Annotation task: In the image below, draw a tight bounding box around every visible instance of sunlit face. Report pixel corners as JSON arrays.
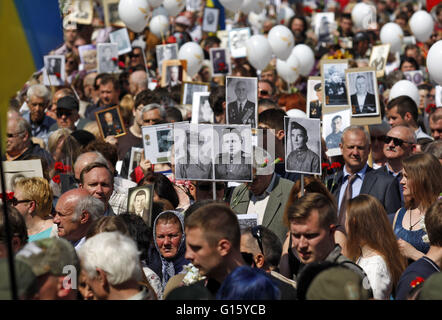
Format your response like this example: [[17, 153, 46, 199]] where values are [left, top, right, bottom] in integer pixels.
[[222, 132, 242, 155], [80, 167, 113, 205], [99, 82, 119, 106], [156, 221, 182, 259], [383, 127, 414, 160], [400, 168, 412, 200], [386, 106, 407, 127], [340, 130, 370, 172], [291, 128, 307, 150], [28, 96, 48, 123], [53, 196, 80, 240], [401, 61, 416, 72]]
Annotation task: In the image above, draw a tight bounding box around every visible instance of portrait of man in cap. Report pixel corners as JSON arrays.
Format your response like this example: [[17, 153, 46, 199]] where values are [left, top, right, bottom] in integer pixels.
[[309, 82, 323, 119]]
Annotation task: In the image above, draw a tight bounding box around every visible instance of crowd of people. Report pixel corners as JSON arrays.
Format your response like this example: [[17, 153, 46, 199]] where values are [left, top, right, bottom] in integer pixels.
[[1, 0, 442, 302]]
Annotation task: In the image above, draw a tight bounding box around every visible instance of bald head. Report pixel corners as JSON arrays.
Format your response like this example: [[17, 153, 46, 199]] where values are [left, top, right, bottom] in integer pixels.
[[74, 151, 108, 181], [129, 70, 148, 96], [60, 188, 91, 205]]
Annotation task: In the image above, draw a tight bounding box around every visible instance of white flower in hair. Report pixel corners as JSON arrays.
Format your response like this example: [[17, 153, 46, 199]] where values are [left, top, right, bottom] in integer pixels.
[[182, 263, 206, 285]]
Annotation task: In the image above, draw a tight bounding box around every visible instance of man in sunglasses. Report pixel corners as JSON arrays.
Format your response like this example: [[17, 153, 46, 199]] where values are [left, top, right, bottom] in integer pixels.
[[54, 96, 80, 131], [379, 125, 416, 204]]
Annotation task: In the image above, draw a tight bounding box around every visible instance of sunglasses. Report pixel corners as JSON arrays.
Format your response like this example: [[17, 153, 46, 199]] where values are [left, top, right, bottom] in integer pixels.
[[370, 135, 386, 142], [6, 131, 24, 138], [56, 109, 73, 118], [8, 197, 32, 206], [383, 135, 413, 147], [251, 225, 264, 255]]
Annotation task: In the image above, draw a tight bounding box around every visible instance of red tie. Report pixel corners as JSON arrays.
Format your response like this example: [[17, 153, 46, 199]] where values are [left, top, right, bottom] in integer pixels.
[[338, 174, 357, 230]]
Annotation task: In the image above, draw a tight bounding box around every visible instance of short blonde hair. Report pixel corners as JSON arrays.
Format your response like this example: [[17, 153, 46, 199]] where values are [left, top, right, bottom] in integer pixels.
[[15, 177, 53, 218]]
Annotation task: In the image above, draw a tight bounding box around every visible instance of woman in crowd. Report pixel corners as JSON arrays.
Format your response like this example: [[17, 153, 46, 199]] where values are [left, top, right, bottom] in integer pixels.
[[346, 194, 407, 299]]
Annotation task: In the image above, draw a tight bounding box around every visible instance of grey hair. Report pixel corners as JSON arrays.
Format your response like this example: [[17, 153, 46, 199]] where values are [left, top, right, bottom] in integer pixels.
[[72, 194, 105, 222], [13, 117, 32, 140], [26, 84, 51, 102], [74, 151, 109, 169], [341, 125, 370, 145], [142, 103, 166, 119]]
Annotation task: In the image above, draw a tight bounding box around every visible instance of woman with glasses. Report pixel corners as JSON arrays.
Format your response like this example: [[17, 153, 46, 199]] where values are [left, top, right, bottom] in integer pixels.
[[392, 153, 442, 264], [12, 177, 55, 242]]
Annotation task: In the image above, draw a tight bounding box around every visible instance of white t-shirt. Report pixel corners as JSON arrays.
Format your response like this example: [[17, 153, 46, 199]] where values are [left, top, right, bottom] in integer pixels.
[[357, 255, 393, 300]]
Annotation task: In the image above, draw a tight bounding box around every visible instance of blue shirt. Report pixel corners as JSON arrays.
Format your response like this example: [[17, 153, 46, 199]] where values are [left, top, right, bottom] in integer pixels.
[[23, 112, 56, 143], [338, 164, 368, 210]]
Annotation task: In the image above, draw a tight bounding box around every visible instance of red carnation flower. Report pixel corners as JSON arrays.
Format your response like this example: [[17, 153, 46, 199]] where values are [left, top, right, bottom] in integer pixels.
[[425, 103, 436, 114], [331, 162, 342, 169], [410, 276, 425, 288], [52, 175, 61, 184], [118, 61, 126, 68], [111, 57, 117, 62], [322, 163, 330, 170], [167, 35, 177, 43], [0, 192, 15, 201], [54, 162, 64, 171], [55, 72, 61, 78], [63, 165, 71, 173]]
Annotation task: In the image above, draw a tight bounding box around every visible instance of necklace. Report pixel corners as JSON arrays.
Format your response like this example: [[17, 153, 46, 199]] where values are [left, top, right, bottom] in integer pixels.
[[409, 209, 422, 231]]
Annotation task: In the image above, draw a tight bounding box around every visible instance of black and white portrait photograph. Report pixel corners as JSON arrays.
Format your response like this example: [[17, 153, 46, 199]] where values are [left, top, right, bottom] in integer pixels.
[[142, 123, 173, 164], [228, 27, 251, 58], [127, 185, 154, 226], [322, 109, 351, 156], [103, 0, 125, 27], [322, 60, 349, 108], [174, 123, 214, 181], [345, 67, 380, 117], [43, 55, 65, 86], [226, 76, 258, 128], [191, 92, 213, 123], [128, 147, 143, 179], [72, 0, 93, 25], [110, 28, 132, 56], [285, 117, 321, 175], [306, 77, 323, 119], [210, 47, 231, 76], [156, 43, 178, 76], [78, 44, 97, 72], [95, 106, 126, 139], [314, 12, 335, 44], [214, 125, 253, 182], [202, 7, 220, 33], [181, 81, 210, 106], [369, 44, 390, 78], [161, 60, 186, 88], [97, 43, 119, 74], [186, 0, 201, 12]]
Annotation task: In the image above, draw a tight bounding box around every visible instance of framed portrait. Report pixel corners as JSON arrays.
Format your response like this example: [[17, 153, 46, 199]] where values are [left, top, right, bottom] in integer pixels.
[[181, 81, 210, 106], [228, 28, 251, 58], [186, 0, 201, 12], [1, 160, 43, 192], [72, 0, 93, 25], [191, 92, 213, 124], [161, 59, 187, 88], [95, 105, 127, 139], [202, 7, 220, 33], [210, 47, 231, 77], [127, 185, 154, 226], [226, 76, 258, 128], [142, 123, 174, 164], [128, 147, 143, 179], [436, 85, 442, 107], [43, 55, 65, 86], [321, 59, 349, 108], [369, 44, 390, 78], [78, 44, 97, 72], [217, 30, 229, 49], [313, 12, 335, 44], [213, 124, 253, 182], [109, 28, 132, 56], [345, 67, 380, 118], [322, 108, 352, 157], [284, 116, 322, 175], [103, 0, 125, 27], [404, 70, 425, 86], [306, 76, 323, 119], [97, 43, 119, 74], [174, 123, 215, 181], [156, 43, 179, 75]]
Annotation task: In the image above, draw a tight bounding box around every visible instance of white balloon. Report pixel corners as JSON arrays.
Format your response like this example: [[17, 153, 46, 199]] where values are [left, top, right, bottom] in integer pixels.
[[351, 3, 376, 30], [219, 0, 244, 12], [277, 5, 295, 26], [241, 0, 265, 14], [148, 0, 164, 9], [248, 11, 266, 30], [291, 44, 315, 77], [276, 54, 300, 84], [178, 42, 204, 77], [118, 0, 150, 33], [268, 25, 294, 60], [149, 15, 169, 38], [245, 35, 273, 71], [380, 22, 403, 53], [427, 40, 442, 85], [163, 0, 185, 17], [286, 109, 307, 118], [409, 10, 435, 42], [389, 80, 420, 106]]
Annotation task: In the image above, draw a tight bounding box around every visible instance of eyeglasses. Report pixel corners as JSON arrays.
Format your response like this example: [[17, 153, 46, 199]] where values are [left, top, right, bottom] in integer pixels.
[[143, 118, 161, 125], [8, 197, 32, 206], [251, 225, 264, 255], [370, 135, 386, 142], [6, 131, 24, 138], [383, 135, 414, 147], [56, 109, 73, 118]]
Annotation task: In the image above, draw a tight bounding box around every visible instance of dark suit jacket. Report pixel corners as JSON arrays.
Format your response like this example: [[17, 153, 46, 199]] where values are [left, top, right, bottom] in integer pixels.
[[327, 166, 402, 215], [230, 175, 294, 243], [227, 100, 256, 127], [350, 93, 376, 114]]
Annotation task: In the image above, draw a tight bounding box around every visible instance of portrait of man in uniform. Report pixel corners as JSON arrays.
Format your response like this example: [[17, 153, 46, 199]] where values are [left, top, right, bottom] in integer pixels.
[[226, 77, 257, 128]]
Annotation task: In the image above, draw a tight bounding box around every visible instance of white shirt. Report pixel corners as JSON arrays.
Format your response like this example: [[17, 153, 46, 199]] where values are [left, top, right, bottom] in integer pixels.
[[357, 255, 393, 300]]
